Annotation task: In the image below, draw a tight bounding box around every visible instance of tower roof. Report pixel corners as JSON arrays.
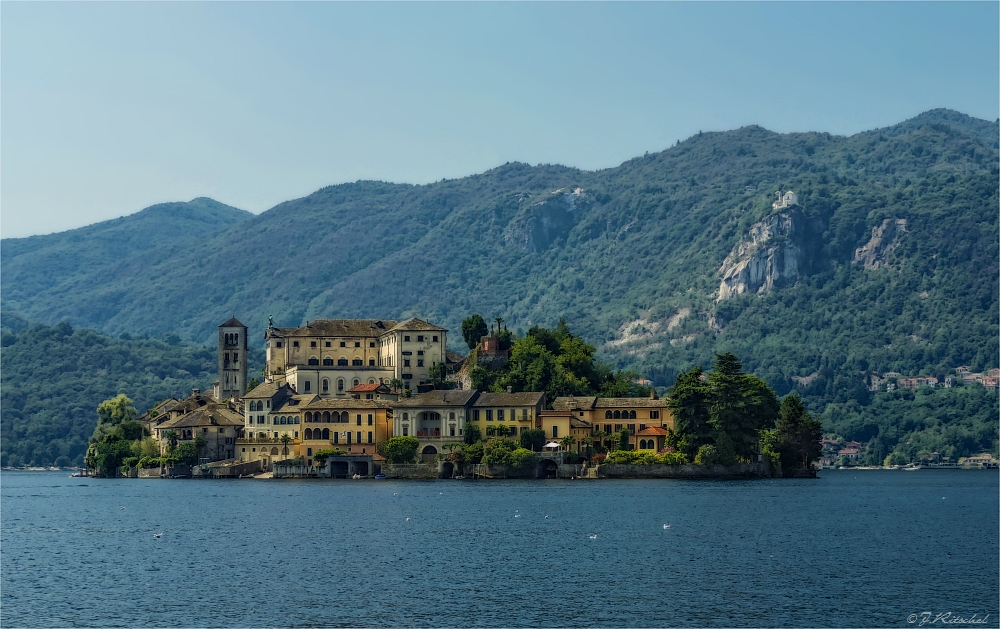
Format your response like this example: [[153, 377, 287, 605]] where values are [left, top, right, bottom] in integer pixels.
[[219, 317, 245, 328]]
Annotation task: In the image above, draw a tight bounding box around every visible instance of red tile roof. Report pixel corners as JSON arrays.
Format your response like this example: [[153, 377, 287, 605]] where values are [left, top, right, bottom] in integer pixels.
[[348, 383, 387, 393], [636, 427, 669, 436]]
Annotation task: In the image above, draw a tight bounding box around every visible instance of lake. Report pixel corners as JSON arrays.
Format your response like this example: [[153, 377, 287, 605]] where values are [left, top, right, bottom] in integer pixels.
[[2, 470, 997, 627]]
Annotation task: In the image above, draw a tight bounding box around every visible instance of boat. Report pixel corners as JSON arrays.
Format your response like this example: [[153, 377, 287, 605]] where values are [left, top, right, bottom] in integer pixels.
[[373, 473, 386, 479]]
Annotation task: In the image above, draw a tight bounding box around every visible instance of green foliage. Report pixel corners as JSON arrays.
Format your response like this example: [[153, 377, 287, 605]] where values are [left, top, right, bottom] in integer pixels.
[[428, 362, 447, 386], [378, 436, 419, 464], [507, 447, 537, 474], [481, 438, 518, 466], [312, 448, 345, 467], [714, 431, 737, 466], [463, 422, 482, 445], [776, 395, 823, 472], [85, 434, 133, 477], [96, 394, 137, 428], [694, 444, 720, 466], [461, 314, 488, 351], [667, 368, 713, 456], [172, 437, 204, 466], [519, 428, 546, 452], [246, 377, 260, 393], [604, 450, 690, 465]]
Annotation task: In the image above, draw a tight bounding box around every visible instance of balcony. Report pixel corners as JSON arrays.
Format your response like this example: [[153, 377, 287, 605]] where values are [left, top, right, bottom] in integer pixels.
[[416, 429, 441, 438]]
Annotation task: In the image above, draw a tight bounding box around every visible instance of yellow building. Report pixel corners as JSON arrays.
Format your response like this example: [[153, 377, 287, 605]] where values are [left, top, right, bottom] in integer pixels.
[[264, 318, 448, 396], [551, 395, 673, 450], [299, 398, 392, 464], [468, 392, 545, 441]]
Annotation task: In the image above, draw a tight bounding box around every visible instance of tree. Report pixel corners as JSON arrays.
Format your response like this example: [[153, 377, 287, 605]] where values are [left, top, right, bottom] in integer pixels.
[[707, 353, 779, 459], [165, 430, 178, 452], [715, 431, 737, 465], [85, 433, 133, 477], [617, 428, 630, 452], [519, 428, 546, 452], [463, 422, 482, 445], [482, 438, 518, 466], [388, 378, 404, 394], [246, 377, 260, 393], [559, 434, 577, 452], [96, 394, 137, 427], [312, 448, 345, 468], [428, 362, 447, 387], [776, 395, 823, 473], [461, 314, 488, 350], [378, 436, 419, 464], [668, 368, 713, 457], [279, 433, 293, 457]]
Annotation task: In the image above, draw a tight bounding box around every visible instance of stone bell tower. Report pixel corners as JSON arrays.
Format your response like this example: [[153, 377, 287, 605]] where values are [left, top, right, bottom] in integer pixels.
[[218, 316, 248, 400]]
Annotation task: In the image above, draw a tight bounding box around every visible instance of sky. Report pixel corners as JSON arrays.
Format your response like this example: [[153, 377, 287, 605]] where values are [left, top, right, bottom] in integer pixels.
[[1, 2, 997, 239]]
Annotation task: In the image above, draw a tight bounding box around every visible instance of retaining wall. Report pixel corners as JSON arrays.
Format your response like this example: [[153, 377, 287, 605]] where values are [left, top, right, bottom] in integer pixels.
[[383, 463, 439, 479], [595, 462, 771, 478]]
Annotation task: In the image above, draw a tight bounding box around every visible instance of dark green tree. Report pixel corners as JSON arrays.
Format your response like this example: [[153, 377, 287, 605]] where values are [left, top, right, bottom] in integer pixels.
[[461, 314, 488, 350], [776, 394, 823, 473], [519, 428, 546, 451], [667, 367, 713, 457], [463, 422, 482, 445], [378, 436, 419, 464]]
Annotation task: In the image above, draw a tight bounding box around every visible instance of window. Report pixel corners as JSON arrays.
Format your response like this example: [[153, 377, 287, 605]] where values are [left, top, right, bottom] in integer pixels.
[[323, 358, 333, 366], [473, 410, 480, 421], [402, 426, 408, 436], [337, 358, 348, 366], [552, 426, 559, 438], [356, 414, 362, 426], [629, 410, 637, 419], [356, 431, 362, 444], [417, 359, 424, 367], [404, 359, 411, 367], [509, 427, 517, 436], [310, 341, 316, 348], [338, 379, 345, 392], [234, 353, 239, 363], [308, 357, 319, 365], [614, 424, 623, 432], [355, 341, 361, 347], [417, 335, 424, 342], [304, 381, 311, 392], [266, 400, 270, 408], [369, 358, 375, 366], [293, 341, 299, 347], [605, 411, 613, 419], [402, 374, 412, 380], [368, 431, 373, 444], [347, 432, 352, 444], [403, 413, 409, 420], [295, 417, 300, 424], [353, 358, 363, 366], [334, 432, 339, 444], [276, 341, 283, 348], [326, 341, 331, 347], [308, 448, 313, 456], [604, 424, 611, 433], [369, 379, 375, 384], [368, 414, 373, 425], [402, 351, 412, 355], [613, 410, 621, 419], [497, 410, 504, 421], [523, 409, 529, 421], [353, 379, 360, 386], [432, 336, 438, 342], [628, 424, 635, 433], [340, 341, 346, 347], [417, 350, 424, 356], [650, 411, 660, 419], [404, 335, 410, 342], [369, 342, 375, 347], [639, 424, 647, 431], [450, 412, 455, 420], [486, 410, 493, 421]]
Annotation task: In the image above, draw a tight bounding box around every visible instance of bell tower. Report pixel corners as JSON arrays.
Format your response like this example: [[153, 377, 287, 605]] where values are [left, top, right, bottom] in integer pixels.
[[218, 316, 248, 400]]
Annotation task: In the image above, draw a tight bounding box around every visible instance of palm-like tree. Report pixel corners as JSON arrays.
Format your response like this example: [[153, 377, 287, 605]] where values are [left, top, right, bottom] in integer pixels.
[[560, 435, 576, 452], [279, 433, 293, 457]]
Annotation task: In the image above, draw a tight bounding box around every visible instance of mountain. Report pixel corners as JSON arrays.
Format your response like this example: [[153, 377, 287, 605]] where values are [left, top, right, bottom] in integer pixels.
[[1, 197, 252, 327], [2, 109, 997, 465]]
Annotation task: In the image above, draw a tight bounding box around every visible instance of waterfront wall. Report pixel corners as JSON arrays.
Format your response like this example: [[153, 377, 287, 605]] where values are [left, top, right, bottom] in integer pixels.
[[384, 463, 438, 479], [595, 462, 772, 478]]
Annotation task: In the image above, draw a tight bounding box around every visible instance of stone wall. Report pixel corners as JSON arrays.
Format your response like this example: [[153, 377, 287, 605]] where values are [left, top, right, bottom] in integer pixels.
[[596, 462, 771, 478], [383, 463, 439, 479]]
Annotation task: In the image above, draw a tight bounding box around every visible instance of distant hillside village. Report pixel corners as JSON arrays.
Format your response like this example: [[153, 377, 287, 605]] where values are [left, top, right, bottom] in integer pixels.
[[138, 316, 674, 478]]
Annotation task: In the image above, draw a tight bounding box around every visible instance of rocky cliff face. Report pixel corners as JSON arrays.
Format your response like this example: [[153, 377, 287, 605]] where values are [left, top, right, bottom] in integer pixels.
[[504, 188, 593, 252], [853, 218, 907, 269], [717, 212, 803, 301]]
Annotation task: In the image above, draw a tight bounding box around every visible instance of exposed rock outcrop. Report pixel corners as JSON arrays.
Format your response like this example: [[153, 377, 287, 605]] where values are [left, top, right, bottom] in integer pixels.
[[504, 188, 593, 252], [853, 219, 907, 269], [717, 212, 803, 301]]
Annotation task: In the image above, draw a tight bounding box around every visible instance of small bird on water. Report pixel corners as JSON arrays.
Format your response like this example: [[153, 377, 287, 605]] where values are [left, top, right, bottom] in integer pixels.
[[153, 533, 162, 538], [663, 524, 671, 529], [588, 534, 597, 540]]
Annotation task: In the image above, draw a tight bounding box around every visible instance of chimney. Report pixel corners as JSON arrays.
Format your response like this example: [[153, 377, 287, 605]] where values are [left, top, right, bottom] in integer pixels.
[[506, 386, 513, 393], [650, 389, 656, 400], [193, 388, 200, 395]]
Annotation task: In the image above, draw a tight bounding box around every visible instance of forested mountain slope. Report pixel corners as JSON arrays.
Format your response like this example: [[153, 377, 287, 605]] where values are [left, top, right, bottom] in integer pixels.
[[2, 109, 997, 465]]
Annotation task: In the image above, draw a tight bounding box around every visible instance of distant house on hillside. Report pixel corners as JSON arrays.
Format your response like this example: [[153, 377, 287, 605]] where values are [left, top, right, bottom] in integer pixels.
[[772, 190, 798, 210]]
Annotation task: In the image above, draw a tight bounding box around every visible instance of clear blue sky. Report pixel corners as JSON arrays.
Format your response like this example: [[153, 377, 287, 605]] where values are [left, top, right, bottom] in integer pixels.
[[2, 2, 997, 238]]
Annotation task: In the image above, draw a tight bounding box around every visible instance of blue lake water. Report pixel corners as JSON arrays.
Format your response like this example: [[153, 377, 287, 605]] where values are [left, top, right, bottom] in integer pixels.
[[2, 470, 998, 628]]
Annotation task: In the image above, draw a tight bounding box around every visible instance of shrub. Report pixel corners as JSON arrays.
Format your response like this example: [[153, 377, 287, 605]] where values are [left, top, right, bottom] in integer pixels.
[[508, 448, 537, 474], [378, 436, 420, 464], [482, 438, 518, 466], [715, 431, 737, 466], [591, 452, 607, 465], [657, 451, 690, 465], [695, 444, 719, 465]]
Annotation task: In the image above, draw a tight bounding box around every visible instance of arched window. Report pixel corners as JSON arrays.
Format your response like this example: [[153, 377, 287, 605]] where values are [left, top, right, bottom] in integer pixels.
[[352, 358, 363, 366], [323, 358, 333, 366], [305, 412, 312, 422], [235, 333, 238, 344], [403, 413, 409, 421], [305, 428, 313, 439], [337, 379, 345, 392], [322, 379, 329, 392], [449, 412, 455, 420], [308, 357, 319, 365], [639, 439, 647, 449], [353, 379, 360, 387], [280, 416, 286, 425], [368, 379, 375, 384], [322, 428, 330, 440], [338, 358, 348, 366], [270, 447, 279, 455], [294, 416, 300, 424], [613, 410, 621, 419], [629, 410, 636, 419], [605, 411, 613, 419], [323, 411, 331, 422]]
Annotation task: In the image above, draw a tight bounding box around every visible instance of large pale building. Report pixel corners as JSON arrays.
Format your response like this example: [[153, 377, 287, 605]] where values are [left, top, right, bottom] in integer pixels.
[[263, 318, 448, 395]]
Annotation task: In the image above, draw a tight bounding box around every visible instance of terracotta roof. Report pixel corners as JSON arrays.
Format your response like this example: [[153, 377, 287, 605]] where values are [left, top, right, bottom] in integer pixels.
[[385, 318, 447, 333], [268, 319, 398, 338], [636, 426, 669, 436], [472, 392, 545, 407], [348, 383, 389, 393], [593, 397, 669, 409], [551, 396, 598, 411], [219, 317, 246, 328], [394, 390, 478, 408]]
